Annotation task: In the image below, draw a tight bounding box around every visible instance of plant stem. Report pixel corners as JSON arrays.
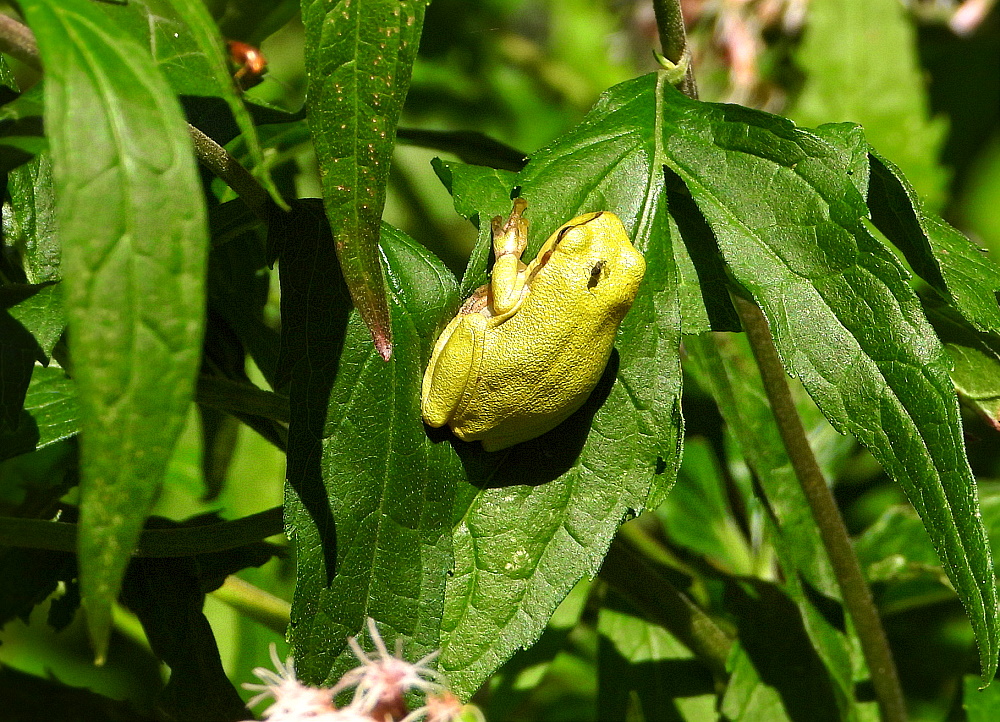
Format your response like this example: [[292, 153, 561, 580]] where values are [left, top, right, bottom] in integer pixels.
[[733, 294, 908, 722], [0, 12, 38, 69], [189, 123, 271, 220], [0, 12, 272, 221], [650, 0, 698, 98], [212, 576, 290, 635], [0, 506, 285, 556]]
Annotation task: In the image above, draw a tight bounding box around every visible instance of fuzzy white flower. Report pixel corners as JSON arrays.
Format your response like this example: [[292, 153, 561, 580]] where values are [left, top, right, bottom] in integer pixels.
[[400, 691, 486, 722], [242, 643, 337, 721], [332, 617, 445, 718]]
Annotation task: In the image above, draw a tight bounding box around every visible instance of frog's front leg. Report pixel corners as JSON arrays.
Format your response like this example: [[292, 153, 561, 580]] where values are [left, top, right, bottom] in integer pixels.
[[420, 310, 487, 428], [488, 198, 530, 319]]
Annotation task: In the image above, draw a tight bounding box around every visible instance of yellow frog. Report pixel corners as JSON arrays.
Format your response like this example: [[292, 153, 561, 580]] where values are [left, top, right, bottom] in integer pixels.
[[421, 199, 646, 451]]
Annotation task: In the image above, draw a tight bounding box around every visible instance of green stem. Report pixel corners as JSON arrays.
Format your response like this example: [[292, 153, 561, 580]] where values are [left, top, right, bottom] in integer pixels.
[[733, 294, 908, 722], [0, 507, 284, 557], [189, 124, 271, 220], [650, 0, 698, 98], [211, 576, 290, 635]]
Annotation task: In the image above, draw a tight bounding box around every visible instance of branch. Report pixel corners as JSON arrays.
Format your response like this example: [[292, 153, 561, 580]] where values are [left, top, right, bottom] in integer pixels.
[[732, 294, 908, 722]]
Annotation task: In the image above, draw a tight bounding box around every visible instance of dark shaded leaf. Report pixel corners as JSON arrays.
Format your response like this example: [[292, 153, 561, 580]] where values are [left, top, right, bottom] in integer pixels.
[[0, 365, 78, 462]]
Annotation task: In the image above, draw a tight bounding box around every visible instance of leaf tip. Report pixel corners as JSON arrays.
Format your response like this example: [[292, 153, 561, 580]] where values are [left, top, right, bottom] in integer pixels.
[[84, 604, 112, 667], [373, 331, 393, 361]]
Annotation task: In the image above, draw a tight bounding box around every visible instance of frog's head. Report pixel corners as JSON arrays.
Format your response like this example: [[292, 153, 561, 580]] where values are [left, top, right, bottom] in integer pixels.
[[529, 211, 646, 317]]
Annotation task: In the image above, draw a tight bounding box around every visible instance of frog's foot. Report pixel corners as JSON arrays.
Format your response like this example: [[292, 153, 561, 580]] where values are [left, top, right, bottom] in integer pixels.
[[654, 49, 691, 86], [491, 198, 528, 258], [490, 199, 530, 316]]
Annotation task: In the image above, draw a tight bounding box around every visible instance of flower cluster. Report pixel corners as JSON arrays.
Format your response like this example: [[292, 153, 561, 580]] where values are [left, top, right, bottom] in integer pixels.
[[242, 618, 483, 722]]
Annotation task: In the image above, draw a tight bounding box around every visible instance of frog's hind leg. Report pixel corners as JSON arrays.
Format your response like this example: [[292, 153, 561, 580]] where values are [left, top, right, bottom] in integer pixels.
[[420, 313, 486, 429]]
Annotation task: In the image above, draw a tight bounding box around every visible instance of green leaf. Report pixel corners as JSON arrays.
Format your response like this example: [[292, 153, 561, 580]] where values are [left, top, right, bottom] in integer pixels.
[[424, 78, 685, 693], [429, 157, 517, 296], [278, 200, 456, 685], [789, 0, 948, 207], [854, 505, 943, 580], [19, 0, 208, 659], [0, 365, 79, 463], [0, 84, 47, 174], [946, 340, 1000, 430], [925, 303, 1000, 430], [283, 156, 681, 698], [513, 75, 686, 511], [4, 153, 60, 284], [656, 438, 754, 575], [668, 189, 740, 334], [0, 283, 64, 433], [868, 151, 1000, 335], [302, 0, 430, 360], [0, 282, 63, 363], [480, 580, 591, 722], [720, 580, 853, 722], [656, 79, 999, 680]]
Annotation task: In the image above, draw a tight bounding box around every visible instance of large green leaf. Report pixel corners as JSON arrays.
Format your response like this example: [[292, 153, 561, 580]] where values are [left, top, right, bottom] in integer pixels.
[[19, 0, 208, 658], [284, 75, 684, 701], [302, 0, 430, 359], [286, 65, 997, 698], [431, 84, 684, 693], [278, 200, 456, 685], [653, 78, 998, 677]]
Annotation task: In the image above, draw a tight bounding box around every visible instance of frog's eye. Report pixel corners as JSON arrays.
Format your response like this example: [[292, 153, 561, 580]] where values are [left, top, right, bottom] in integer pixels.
[[588, 260, 606, 289]]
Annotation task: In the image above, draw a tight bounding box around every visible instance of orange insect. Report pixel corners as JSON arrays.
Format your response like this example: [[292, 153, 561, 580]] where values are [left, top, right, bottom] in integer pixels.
[[227, 40, 267, 89]]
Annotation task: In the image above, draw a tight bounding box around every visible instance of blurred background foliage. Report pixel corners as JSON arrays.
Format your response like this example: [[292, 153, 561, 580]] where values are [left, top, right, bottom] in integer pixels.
[[0, 1, 998, 720]]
